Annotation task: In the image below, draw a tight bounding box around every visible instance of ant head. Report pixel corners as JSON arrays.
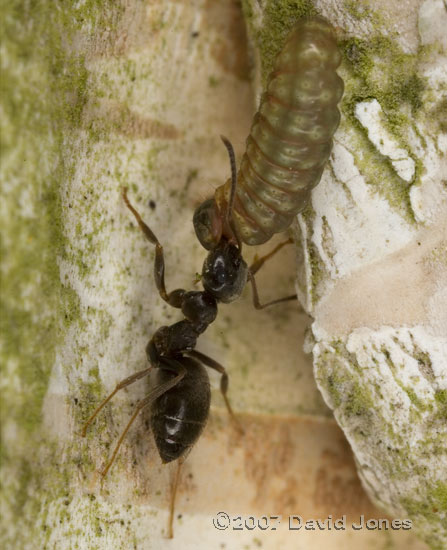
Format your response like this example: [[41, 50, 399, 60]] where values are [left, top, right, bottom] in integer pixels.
[[193, 198, 223, 251], [201, 239, 247, 303]]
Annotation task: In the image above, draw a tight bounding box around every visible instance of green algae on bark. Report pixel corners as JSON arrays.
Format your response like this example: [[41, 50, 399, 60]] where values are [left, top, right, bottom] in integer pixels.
[[314, 329, 447, 549], [340, 32, 426, 224], [1, 1, 126, 547], [401, 482, 447, 550], [245, 0, 318, 82]]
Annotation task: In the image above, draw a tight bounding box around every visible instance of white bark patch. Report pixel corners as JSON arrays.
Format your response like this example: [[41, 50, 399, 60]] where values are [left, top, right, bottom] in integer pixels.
[[418, 0, 447, 47], [355, 100, 415, 182], [310, 141, 415, 281], [312, 214, 446, 337]]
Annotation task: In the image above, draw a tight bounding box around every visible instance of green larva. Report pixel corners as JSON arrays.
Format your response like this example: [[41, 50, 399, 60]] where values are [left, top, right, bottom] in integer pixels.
[[194, 16, 344, 248]]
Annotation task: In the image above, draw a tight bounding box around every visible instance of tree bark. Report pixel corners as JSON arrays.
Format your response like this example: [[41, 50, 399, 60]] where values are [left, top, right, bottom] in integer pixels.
[[2, 1, 444, 549]]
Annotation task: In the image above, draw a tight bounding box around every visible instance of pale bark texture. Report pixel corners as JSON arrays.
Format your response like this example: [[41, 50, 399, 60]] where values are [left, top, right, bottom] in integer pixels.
[[1, 1, 444, 549]]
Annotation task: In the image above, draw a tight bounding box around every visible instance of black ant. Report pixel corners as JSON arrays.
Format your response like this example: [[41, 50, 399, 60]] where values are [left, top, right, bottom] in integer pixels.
[[81, 136, 296, 537]]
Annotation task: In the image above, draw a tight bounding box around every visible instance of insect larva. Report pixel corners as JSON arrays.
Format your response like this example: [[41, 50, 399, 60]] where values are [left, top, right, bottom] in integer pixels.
[[194, 16, 344, 247]]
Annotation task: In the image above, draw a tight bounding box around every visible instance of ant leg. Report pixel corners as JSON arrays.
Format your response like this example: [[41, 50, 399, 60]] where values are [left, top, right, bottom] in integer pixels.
[[167, 458, 183, 539], [187, 349, 244, 434], [247, 269, 297, 310], [100, 362, 186, 478], [248, 238, 298, 309], [249, 237, 293, 275], [122, 187, 184, 307], [81, 366, 153, 437]]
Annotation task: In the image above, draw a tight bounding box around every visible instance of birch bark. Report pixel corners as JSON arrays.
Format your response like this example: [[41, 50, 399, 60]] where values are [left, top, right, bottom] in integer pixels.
[[1, 1, 444, 549]]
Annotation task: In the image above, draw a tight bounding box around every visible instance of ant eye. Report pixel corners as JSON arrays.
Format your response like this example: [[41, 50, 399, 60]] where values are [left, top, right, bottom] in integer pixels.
[[193, 198, 222, 250]]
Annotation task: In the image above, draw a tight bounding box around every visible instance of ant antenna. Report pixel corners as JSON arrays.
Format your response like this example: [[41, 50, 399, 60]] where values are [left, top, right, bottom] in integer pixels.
[[220, 135, 242, 251]]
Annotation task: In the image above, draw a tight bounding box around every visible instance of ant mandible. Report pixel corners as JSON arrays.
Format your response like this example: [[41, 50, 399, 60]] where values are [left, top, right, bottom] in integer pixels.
[[81, 136, 296, 537]]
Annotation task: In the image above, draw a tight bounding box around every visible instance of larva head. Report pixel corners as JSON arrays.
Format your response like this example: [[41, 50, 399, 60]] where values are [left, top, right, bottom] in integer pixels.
[[193, 198, 223, 250]]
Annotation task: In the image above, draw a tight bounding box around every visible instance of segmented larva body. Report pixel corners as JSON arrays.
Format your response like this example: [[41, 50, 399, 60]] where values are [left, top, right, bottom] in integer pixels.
[[215, 16, 344, 245]]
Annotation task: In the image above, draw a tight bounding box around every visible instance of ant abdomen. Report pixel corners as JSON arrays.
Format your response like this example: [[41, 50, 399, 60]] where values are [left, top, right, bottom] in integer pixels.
[[151, 358, 211, 463]]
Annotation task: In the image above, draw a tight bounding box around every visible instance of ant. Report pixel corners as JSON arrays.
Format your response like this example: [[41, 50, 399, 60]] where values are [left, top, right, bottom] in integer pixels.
[[81, 136, 297, 537]]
